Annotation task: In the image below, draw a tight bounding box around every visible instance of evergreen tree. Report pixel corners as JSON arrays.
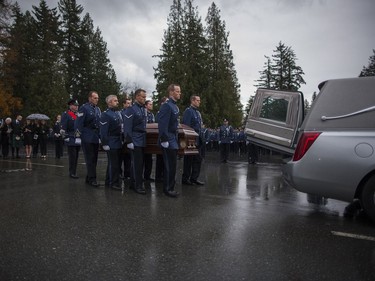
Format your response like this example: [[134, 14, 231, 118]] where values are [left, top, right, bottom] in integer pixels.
[[359, 49, 375, 77], [0, 0, 14, 50], [248, 42, 306, 119], [154, 0, 185, 101], [0, 1, 23, 115], [271, 42, 305, 91], [304, 98, 310, 116], [205, 2, 242, 127], [254, 56, 272, 89], [58, 0, 119, 105], [179, 0, 209, 111], [1, 5, 35, 115], [90, 25, 120, 107], [243, 94, 255, 125], [255, 41, 305, 92], [28, 0, 66, 118], [58, 0, 84, 100], [1, 0, 120, 117], [77, 12, 94, 100]]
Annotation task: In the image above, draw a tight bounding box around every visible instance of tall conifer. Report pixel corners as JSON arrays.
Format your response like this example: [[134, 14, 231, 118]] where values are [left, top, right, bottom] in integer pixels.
[[205, 2, 242, 127]]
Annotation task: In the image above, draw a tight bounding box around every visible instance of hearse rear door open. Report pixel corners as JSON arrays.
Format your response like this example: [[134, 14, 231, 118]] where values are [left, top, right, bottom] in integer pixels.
[[244, 88, 304, 155]]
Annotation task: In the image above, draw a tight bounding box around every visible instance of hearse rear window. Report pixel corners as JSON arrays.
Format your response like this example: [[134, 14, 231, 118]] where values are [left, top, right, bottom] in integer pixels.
[[260, 97, 288, 122]]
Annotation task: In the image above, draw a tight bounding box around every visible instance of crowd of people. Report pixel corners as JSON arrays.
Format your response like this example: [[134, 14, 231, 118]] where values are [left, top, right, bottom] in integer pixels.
[[1, 84, 260, 198], [0, 114, 62, 159]]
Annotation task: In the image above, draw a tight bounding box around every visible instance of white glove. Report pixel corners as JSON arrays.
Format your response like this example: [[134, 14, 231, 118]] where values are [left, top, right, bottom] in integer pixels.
[[218, 141, 221, 144], [64, 138, 69, 142], [127, 143, 134, 150], [161, 141, 169, 148], [102, 145, 110, 151], [230, 141, 233, 144], [75, 138, 81, 145]]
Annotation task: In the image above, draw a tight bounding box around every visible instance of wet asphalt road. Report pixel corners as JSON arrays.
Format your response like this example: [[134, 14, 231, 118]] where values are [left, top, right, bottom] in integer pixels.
[[0, 150, 375, 281]]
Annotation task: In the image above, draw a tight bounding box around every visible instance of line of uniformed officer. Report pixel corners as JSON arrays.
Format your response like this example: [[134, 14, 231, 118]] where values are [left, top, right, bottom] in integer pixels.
[[123, 89, 148, 194], [99, 95, 123, 190], [157, 84, 181, 198], [66, 89, 181, 198], [75, 91, 102, 187], [181, 95, 204, 186], [219, 118, 234, 163]]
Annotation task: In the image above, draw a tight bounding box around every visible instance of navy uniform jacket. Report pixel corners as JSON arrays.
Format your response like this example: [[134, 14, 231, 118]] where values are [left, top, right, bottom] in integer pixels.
[[123, 102, 147, 147], [219, 125, 234, 144], [61, 110, 80, 146], [238, 130, 246, 142], [182, 106, 202, 145], [99, 108, 122, 149], [201, 127, 210, 143], [75, 102, 101, 143], [210, 130, 218, 142], [157, 98, 179, 149]]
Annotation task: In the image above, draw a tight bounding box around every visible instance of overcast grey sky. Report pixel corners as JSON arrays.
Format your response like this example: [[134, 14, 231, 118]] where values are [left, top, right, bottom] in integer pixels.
[[19, 0, 375, 105]]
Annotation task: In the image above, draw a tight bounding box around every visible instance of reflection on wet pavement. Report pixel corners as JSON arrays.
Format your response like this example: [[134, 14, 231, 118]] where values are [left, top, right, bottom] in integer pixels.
[[1, 152, 374, 280]]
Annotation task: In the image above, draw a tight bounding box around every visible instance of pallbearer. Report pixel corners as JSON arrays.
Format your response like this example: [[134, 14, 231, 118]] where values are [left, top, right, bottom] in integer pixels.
[[100, 95, 122, 190]]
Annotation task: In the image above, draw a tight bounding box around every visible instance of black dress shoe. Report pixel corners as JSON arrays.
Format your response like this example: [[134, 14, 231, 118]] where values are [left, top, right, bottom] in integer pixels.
[[164, 190, 179, 198], [87, 181, 100, 187], [134, 188, 146, 195], [70, 174, 79, 179], [182, 179, 194, 185], [144, 177, 155, 182], [191, 180, 204, 185]]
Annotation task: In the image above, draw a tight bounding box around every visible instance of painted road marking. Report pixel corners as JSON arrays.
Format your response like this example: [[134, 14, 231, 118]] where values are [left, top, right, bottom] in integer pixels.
[[331, 231, 375, 242], [0, 160, 64, 168]]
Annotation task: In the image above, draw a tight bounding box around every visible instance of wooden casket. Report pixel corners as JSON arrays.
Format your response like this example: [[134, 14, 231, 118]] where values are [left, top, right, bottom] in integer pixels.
[[121, 123, 199, 155], [144, 123, 199, 155]]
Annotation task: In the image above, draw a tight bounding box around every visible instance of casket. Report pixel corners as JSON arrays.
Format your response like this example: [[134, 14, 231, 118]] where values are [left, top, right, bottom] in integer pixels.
[[144, 123, 199, 155]]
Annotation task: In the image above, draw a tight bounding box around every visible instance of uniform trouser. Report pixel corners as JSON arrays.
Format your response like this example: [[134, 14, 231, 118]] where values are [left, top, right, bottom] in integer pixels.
[[121, 152, 131, 178], [55, 139, 64, 158], [162, 148, 177, 192], [143, 153, 153, 179], [105, 148, 121, 186], [40, 136, 48, 156], [220, 143, 230, 162], [11, 147, 19, 157], [247, 143, 259, 163], [155, 154, 164, 180], [32, 139, 39, 156], [81, 142, 99, 183], [182, 153, 202, 182], [130, 146, 144, 190], [67, 145, 80, 175]]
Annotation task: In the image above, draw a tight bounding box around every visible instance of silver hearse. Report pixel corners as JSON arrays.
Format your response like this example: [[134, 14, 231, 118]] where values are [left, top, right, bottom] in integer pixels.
[[245, 77, 375, 222]]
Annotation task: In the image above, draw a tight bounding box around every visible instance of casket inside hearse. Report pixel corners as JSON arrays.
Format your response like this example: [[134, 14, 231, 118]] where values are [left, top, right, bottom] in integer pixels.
[[144, 123, 199, 155]]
